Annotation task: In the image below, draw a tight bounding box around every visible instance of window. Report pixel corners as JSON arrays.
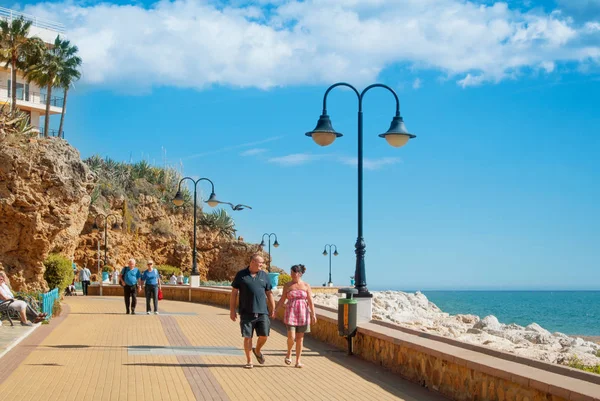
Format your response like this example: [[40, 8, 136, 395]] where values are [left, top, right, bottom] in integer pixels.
[[7, 80, 30, 101]]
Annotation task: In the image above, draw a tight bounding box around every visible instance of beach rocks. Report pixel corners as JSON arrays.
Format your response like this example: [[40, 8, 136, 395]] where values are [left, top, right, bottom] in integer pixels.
[[312, 291, 600, 368]]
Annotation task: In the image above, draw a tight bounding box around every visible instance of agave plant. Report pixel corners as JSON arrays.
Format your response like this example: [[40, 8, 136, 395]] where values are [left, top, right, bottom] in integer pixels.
[[198, 209, 236, 238], [0, 103, 36, 138]]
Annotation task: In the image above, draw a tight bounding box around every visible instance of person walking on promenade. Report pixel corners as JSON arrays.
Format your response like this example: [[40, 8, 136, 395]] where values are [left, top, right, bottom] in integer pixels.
[[274, 264, 317, 368], [79, 265, 91, 296], [141, 260, 161, 315], [229, 254, 275, 369], [119, 258, 141, 314]]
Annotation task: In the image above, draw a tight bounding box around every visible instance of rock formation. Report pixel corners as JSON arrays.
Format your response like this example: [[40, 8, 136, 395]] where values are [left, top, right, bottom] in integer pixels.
[[313, 291, 600, 368], [0, 125, 270, 291], [0, 135, 95, 291], [73, 194, 275, 280]]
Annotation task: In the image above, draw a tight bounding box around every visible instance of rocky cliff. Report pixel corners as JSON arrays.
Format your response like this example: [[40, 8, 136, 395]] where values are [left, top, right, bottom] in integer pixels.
[[0, 134, 95, 291], [0, 114, 272, 291], [73, 193, 271, 279]]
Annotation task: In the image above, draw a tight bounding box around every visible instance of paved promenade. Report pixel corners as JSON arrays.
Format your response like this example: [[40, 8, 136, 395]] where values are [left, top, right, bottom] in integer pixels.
[[0, 296, 446, 401]]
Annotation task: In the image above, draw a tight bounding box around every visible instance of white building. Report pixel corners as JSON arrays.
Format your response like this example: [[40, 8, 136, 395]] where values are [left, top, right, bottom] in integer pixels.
[[0, 7, 65, 136]]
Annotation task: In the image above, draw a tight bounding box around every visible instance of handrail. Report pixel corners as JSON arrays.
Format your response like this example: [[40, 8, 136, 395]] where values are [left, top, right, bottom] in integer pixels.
[[33, 126, 64, 138], [40, 288, 58, 320], [0, 84, 64, 108], [0, 7, 65, 33]]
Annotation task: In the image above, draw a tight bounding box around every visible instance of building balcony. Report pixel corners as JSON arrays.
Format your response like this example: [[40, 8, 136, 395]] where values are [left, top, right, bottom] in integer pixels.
[[0, 7, 65, 43], [0, 85, 64, 114], [32, 126, 64, 138]]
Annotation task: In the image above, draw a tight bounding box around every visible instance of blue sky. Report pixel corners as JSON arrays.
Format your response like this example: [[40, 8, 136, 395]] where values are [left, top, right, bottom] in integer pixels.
[[11, 0, 600, 290]]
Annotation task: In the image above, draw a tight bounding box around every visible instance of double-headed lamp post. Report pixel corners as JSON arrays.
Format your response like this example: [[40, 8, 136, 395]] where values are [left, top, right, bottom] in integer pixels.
[[92, 213, 121, 266], [306, 82, 416, 299], [323, 244, 339, 287], [172, 177, 221, 286], [260, 233, 279, 272]]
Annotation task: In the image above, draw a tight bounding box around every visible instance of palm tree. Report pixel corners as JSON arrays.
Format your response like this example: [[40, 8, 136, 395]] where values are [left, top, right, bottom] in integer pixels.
[[57, 41, 81, 138], [0, 17, 42, 115], [25, 35, 81, 138]]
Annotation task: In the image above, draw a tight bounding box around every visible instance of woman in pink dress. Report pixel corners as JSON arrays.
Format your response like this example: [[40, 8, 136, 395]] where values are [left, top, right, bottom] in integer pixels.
[[274, 264, 317, 368]]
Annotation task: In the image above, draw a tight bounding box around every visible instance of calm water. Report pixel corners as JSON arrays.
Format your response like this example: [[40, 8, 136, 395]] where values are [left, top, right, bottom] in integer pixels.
[[410, 291, 600, 336]]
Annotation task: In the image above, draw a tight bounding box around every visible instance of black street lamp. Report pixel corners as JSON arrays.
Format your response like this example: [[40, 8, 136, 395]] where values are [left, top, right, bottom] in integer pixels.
[[260, 233, 279, 272], [322, 244, 339, 286], [92, 213, 121, 266], [172, 177, 221, 278], [306, 82, 416, 296]]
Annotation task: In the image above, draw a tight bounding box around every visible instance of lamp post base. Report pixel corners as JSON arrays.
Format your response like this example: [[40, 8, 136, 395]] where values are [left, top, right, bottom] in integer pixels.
[[327, 281, 333, 287], [355, 296, 373, 323], [190, 275, 201, 287]]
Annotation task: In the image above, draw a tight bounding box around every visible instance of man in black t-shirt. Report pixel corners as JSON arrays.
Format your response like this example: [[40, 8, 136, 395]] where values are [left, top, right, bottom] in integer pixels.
[[230, 253, 275, 369]]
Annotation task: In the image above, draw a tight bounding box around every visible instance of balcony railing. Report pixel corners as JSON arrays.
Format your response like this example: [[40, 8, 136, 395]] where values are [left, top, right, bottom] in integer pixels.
[[33, 126, 64, 138], [0, 85, 64, 108], [0, 7, 65, 33]]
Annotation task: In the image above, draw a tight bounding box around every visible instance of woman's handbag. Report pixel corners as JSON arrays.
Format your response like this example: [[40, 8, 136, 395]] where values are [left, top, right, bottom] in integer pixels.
[[158, 288, 163, 300]]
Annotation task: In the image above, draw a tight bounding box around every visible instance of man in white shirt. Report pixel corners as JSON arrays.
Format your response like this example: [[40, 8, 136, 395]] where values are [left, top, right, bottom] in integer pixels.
[[0, 271, 47, 326], [79, 266, 91, 296], [169, 273, 177, 285]]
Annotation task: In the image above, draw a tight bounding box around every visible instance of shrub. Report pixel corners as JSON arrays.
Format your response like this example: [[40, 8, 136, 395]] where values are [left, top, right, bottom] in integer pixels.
[[157, 264, 180, 278], [278, 273, 292, 286], [198, 209, 236, 238], [200, 280, 231, 286], [102, 265, 114, 273], [152, 219, 174, 236], [43, 254, 74, 294], [52, 298, 62, 317], [567, 356, 600, 375]]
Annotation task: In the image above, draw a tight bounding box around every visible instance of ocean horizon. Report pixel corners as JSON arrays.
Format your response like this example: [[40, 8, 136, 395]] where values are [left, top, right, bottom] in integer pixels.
[[365, 289, 600, 337]]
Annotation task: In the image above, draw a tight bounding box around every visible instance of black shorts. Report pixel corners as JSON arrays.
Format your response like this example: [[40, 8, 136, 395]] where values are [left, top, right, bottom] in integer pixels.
[[240, 314, 270, 338]]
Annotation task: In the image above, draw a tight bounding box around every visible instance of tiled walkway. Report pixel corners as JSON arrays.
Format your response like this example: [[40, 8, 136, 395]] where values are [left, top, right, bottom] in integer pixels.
[[0, 296, 447, 401]]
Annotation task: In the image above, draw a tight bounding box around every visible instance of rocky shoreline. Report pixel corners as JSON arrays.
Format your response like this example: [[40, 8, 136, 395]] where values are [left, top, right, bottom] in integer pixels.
[[312, 290, 600, 367]]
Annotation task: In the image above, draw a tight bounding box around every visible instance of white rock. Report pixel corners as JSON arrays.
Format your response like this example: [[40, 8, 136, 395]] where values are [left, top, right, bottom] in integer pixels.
[[311, 291, 600, 369]]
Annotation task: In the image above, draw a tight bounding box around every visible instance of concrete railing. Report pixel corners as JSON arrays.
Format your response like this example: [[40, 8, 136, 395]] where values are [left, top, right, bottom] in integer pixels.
[[88, 284, 600, 401]]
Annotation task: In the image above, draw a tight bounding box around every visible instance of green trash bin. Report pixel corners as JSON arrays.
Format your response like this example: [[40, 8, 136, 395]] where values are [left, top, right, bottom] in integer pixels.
[[338, 288, 358, 337]]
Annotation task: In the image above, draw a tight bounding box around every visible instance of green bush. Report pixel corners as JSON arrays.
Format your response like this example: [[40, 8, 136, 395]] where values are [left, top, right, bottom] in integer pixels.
[[278, 273, 292, 286], [43, 254, 74, 294], [157, 264, 180, 278], [102, 265, 114, 273], [567, 356, 600, 374], [200, 280, 231, 286]]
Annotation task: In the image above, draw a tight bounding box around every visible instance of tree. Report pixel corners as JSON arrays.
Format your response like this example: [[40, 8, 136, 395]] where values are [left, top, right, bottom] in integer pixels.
[[57, 41, 81, 138], [0, 17, 42, 116], [25, 35, 81, 138]]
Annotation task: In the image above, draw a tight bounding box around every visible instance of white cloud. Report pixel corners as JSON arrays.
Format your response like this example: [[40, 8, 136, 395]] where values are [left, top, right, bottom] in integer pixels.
[[268, 153, 400, 169], [338, 156, 401, 170], [241, 148, 267, 156], [268, 153, 326, 166], [181, 136, 282, 160], [540, 61, 556, 73], [412, 78, 422, 89], [18, 0, 600, 90]]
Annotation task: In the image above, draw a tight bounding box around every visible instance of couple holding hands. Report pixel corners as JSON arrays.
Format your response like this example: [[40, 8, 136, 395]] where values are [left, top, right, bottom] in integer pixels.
[[230, 254, 317, 369]]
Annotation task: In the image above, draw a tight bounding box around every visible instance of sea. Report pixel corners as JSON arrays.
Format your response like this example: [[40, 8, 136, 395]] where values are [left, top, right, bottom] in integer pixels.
[[383, 290, 600, 336]]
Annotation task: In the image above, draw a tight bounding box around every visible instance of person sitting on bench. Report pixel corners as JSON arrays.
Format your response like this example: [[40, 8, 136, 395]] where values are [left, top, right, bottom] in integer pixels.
[[0, 271, 47, 326]]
